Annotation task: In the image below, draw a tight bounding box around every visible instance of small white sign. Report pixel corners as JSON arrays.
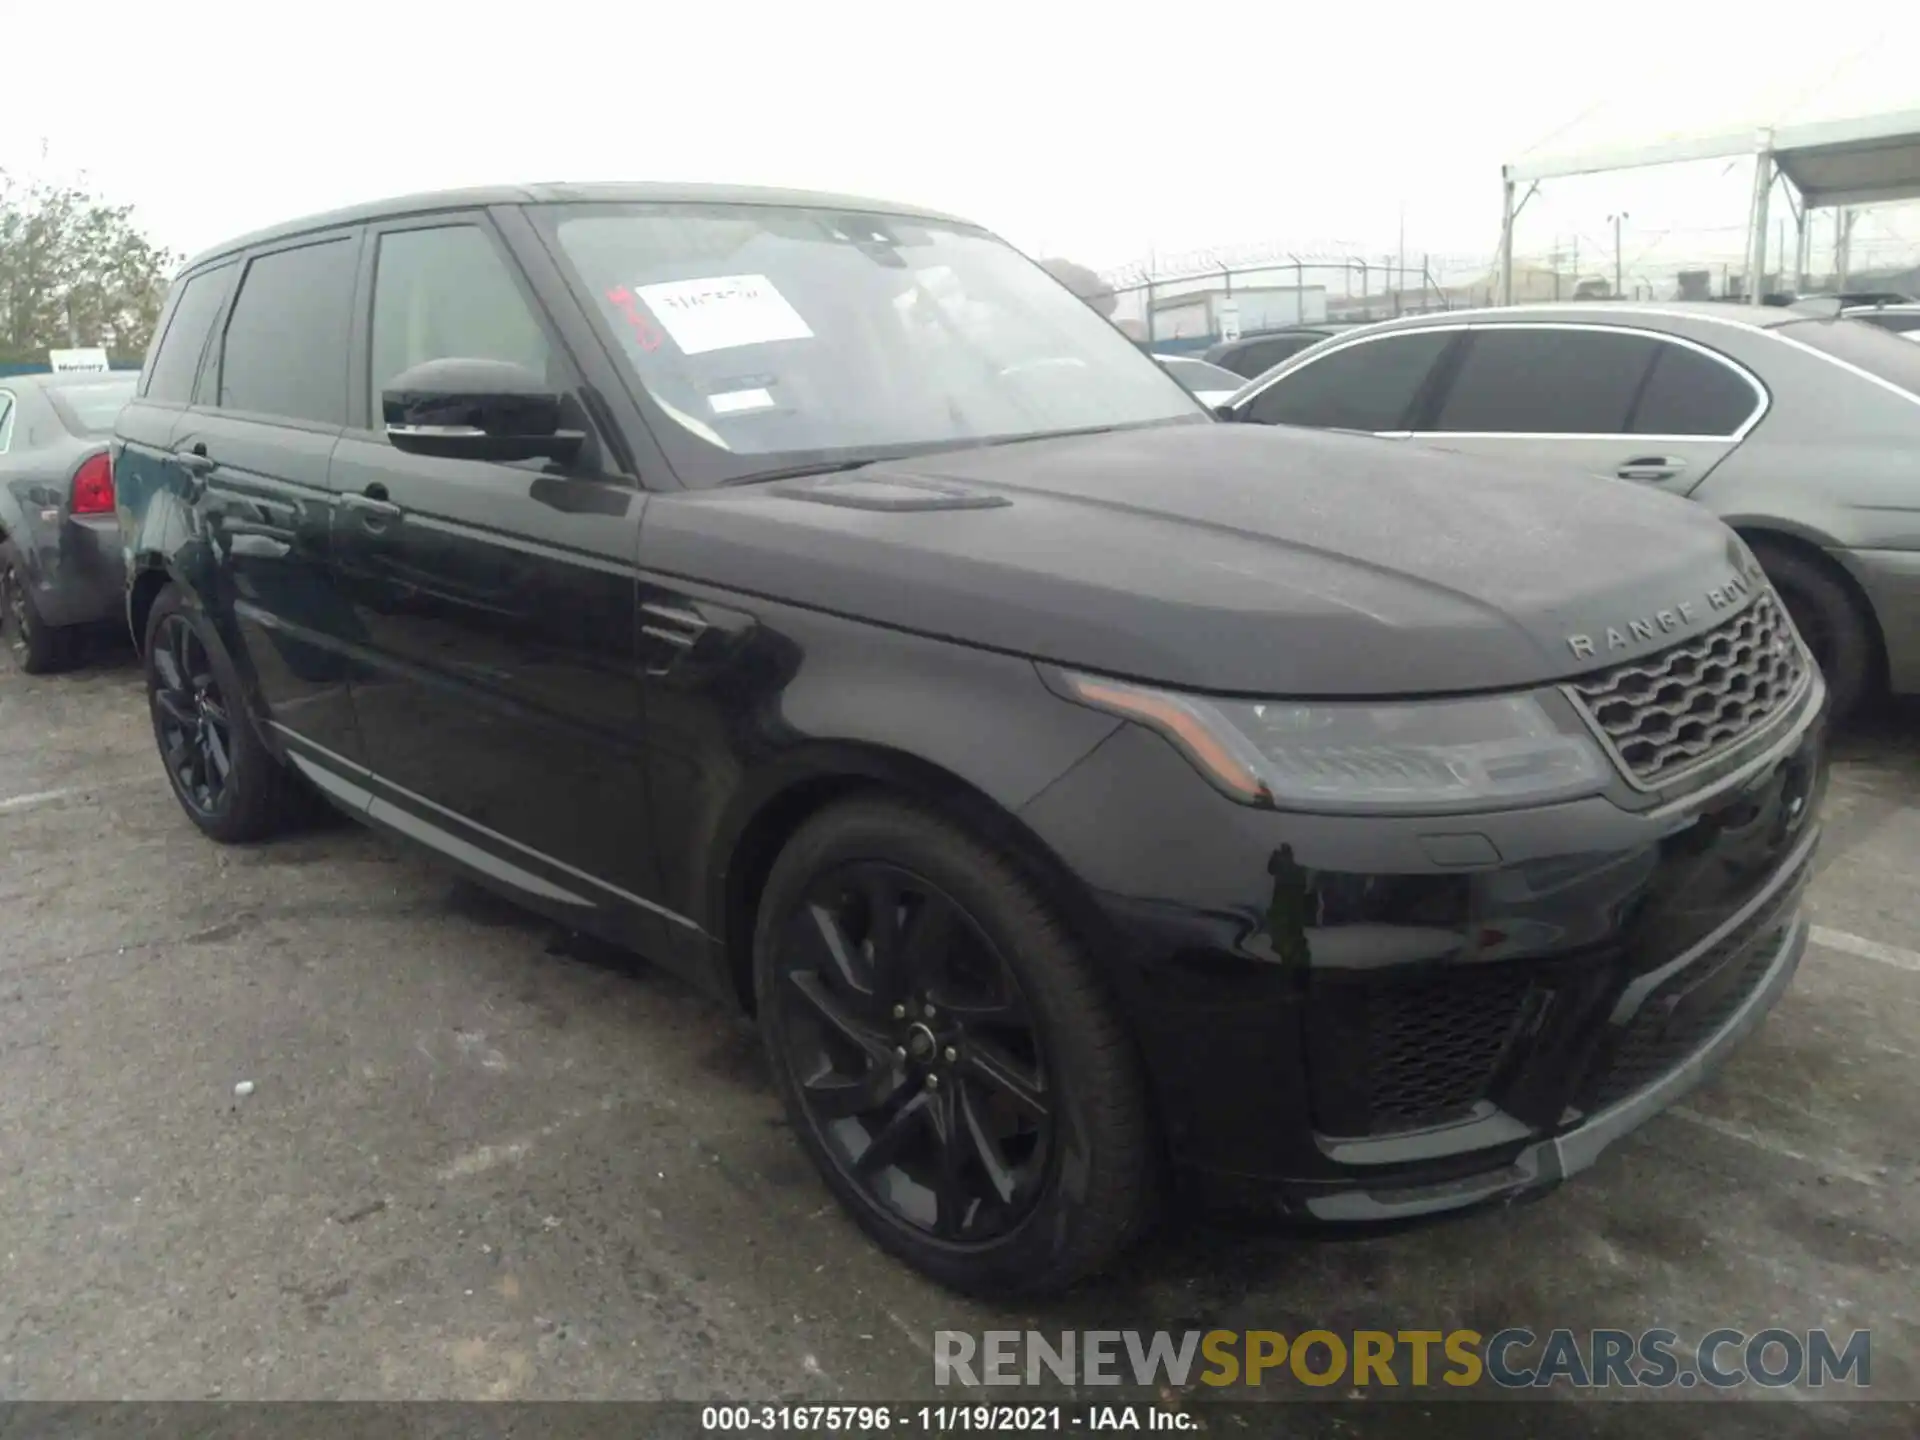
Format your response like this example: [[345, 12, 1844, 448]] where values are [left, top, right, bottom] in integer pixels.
[[49, 346, 111, 374], [1216, 299, 1241, 344], [637, 274, 813, 355], [709, 387, 776, 415]]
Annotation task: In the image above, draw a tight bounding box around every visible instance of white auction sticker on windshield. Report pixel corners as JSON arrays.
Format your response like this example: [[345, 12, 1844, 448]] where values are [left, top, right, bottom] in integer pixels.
[[636, 275, 813, 355]]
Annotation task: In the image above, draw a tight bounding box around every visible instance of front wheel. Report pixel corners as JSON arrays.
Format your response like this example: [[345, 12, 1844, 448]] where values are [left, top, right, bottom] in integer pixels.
[[754, 797, 1156, 1296]]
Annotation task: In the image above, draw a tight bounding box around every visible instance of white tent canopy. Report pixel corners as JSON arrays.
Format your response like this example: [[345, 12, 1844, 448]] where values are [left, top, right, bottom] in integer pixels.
[[1496, 46, 1920, 305]]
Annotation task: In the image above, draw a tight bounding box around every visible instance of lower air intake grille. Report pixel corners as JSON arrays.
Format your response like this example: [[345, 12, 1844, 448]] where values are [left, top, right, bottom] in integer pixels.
[[1567, 592, 1807, 786], [1360, 965, 1535, 1133]]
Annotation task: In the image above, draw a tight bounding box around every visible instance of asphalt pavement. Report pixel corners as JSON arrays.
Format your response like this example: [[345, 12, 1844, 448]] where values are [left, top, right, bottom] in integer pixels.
[[1, 640, 1914, 1432]]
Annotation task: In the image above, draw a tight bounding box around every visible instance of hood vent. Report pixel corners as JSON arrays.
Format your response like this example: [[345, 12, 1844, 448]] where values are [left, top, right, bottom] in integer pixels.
[[772, 474, 1011, 513]]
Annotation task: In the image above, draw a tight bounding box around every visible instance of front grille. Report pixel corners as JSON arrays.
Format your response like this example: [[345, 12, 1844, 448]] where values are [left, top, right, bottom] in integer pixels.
[[1567, 592, 1807, 786], [1350, 964, 1535, 1133], [1586, 863, 1809, 1109]]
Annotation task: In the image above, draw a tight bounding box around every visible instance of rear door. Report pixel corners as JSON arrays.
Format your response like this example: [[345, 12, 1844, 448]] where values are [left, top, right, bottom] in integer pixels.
[[325, 211, 662, 941], [1406, 324, 1763, 495], [170, 230, 367, 766]]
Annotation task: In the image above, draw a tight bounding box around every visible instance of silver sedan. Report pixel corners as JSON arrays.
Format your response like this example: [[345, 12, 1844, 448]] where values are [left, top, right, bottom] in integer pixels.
[[1221, 302, 1920, 720]]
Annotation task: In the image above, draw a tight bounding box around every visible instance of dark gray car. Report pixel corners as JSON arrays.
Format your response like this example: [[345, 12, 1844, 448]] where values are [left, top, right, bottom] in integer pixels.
[[0, 371, 137, 671], [1222, 302, 1920, 718]]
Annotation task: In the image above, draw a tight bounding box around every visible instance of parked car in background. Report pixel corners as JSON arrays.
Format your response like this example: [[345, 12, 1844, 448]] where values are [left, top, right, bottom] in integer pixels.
[[1844, 302, 1920, 340], [0, 371, 138, 671], [117, 185, 1825, 1297], [1204, 324, 1366, 378], [1223, 303, 1920, 720], [1152, 353, 1243, 406]]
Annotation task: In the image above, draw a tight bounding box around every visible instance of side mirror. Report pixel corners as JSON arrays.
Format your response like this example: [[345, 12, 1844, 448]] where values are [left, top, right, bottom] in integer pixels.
[[382, 358, 584, 464]]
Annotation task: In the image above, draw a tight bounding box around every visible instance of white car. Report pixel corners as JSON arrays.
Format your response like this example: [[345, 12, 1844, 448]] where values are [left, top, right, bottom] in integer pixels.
[[1152, 353, 1244, 407]]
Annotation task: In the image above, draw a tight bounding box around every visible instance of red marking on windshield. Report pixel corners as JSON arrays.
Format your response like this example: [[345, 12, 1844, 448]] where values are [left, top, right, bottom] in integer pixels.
[[606, 286, 664, 352]]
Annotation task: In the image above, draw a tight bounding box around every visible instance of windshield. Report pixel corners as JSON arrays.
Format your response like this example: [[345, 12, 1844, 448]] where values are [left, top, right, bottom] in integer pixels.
[[1778, 317, 1920, 396], [538, 202, 1203, 485], [47, 377, 137, 435]]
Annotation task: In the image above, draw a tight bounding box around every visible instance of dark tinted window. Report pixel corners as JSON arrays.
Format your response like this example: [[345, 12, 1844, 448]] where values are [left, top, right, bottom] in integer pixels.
[[1629, 343, 1758, 435], [1858, 311, 1920, 336], [1780, 316, 1920, 397], [217, 237, 357, 425], [1224, 334, 1323, 376], [371, 225, 551, 412], [0, 393, 14, 451], [1243, 332, 1453, 431], [143, 265, 235, 404], [1432, 328, 1656, 434]]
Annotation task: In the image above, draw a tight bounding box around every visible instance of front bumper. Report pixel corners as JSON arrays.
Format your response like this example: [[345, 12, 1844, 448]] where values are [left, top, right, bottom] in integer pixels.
[[1018, 673, 1828, 1221]]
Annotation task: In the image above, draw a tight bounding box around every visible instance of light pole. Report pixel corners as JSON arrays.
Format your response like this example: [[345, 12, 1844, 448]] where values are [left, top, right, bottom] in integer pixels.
[[1608, 212, 1628, 300]]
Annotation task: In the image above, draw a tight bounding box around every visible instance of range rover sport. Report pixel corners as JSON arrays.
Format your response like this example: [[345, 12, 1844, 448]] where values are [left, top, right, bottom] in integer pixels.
[[114, 183, 1828, 1296]]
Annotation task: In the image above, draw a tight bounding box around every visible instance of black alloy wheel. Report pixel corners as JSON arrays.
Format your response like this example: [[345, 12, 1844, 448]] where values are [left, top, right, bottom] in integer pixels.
[[755, 799, 1156, 1296], [149, 611, 235, 819], [773, 861, 1054, 1244], [0, 542, 70, 674]]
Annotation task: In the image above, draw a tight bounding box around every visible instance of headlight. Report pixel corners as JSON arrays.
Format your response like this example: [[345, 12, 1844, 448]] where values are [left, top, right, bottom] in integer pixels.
[[1047, 670, 1611, 813]]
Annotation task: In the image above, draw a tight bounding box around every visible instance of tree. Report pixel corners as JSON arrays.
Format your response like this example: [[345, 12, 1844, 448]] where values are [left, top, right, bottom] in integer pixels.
[[0, 171, 177, 362], [1039, 257, 1118, 318]]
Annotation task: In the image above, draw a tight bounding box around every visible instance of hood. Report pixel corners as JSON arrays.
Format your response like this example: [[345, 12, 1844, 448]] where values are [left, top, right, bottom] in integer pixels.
[[641, 423, 1763, 696]]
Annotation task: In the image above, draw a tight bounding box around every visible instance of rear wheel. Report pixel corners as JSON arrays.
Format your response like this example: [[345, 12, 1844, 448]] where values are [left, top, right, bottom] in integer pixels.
[[0, 541, 73, 675], [754, 797, 1155, 1296], [143, 585, 308, 843], [1748, 539, 1875, 723]]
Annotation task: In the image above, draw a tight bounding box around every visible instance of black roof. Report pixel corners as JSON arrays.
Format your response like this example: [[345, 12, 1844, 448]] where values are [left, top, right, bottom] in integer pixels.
[[181, 181, 979, 274]]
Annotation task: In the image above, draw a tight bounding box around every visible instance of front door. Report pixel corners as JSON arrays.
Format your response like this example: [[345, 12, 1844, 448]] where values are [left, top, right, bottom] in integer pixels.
[[325, 214, 666, 948]]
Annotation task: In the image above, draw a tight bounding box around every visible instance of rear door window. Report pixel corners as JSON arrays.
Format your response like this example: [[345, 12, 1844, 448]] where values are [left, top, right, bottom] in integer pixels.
[[216, 236, 358, 426], [1628, 342, 1761, 436], [1242, 331, 1455, 431], [142, 264, 236, 404], [1430, 328, 1657, 434]]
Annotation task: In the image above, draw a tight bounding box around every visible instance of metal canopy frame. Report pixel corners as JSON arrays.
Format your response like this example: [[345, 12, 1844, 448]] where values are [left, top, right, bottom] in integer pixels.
[[1498, 108, 1920, 307]]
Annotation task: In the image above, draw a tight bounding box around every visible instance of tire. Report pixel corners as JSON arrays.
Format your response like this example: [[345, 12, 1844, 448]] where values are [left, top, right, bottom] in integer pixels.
[[754, 796, 1156, 1296], [1, 540, 74, 675], [1748, 540, 1875, 723], [143, 584, 307, 843]]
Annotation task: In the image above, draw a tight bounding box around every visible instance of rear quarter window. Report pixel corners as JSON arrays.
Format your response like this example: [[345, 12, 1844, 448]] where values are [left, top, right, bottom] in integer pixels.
[[143, 264, 237, 404]]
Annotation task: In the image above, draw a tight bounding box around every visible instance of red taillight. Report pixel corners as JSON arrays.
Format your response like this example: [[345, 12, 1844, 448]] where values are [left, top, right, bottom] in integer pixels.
[[71, 453, 115, 516]]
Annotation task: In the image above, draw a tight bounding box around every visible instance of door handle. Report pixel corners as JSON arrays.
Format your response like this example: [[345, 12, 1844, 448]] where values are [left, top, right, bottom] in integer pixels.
[[1615, 455, 1687, 482], [172, 442, 215, 501], [342, 486, 403, 522]]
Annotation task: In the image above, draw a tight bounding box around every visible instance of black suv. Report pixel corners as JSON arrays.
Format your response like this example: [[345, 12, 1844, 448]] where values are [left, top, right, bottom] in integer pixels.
[[115, 183, 1828, 1296]]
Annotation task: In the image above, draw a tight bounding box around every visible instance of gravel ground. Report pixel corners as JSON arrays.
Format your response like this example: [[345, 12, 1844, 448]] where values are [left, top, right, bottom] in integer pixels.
[[1, 641, 1913, 1433]]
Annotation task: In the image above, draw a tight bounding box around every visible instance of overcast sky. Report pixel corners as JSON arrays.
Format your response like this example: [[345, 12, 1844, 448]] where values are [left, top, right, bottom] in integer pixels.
[[2, 0, 1913, 280]]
